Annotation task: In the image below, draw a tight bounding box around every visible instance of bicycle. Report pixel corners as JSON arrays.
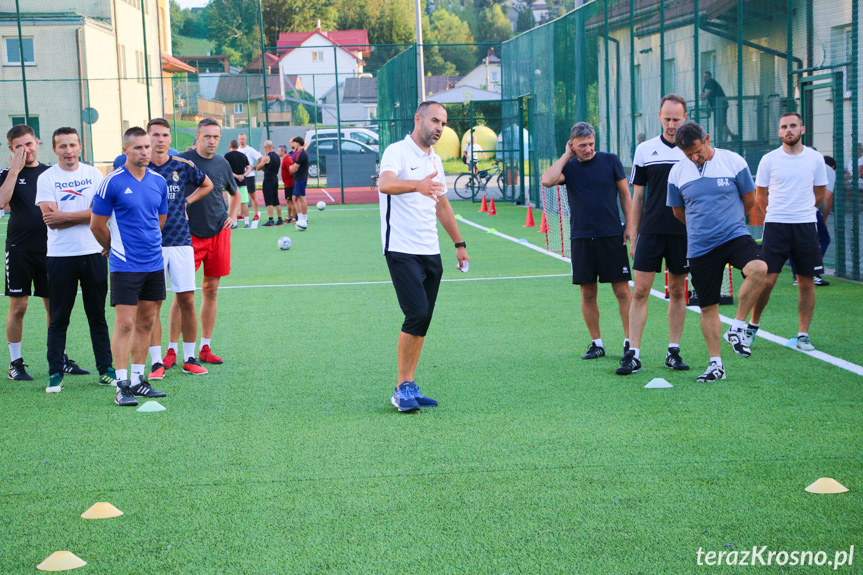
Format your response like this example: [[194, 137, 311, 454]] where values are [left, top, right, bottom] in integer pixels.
[[453, 162, 504, 200]]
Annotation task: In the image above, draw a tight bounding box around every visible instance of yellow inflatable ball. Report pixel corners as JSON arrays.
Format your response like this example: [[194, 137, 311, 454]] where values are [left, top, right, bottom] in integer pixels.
[[433, 126, 461, 161], [460, 125, 498, 159]]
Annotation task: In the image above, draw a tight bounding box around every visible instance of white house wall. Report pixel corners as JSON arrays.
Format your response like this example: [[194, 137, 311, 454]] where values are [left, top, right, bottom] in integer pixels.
[[278, 36, 362, 102]]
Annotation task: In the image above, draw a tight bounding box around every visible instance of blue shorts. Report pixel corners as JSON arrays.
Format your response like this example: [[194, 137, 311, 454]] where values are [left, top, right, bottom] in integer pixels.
[[293, 180, 307, 197]]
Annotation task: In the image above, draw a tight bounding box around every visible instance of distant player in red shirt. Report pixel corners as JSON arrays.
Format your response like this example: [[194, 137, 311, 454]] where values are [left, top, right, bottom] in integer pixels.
[[278, 145, 297, 223]]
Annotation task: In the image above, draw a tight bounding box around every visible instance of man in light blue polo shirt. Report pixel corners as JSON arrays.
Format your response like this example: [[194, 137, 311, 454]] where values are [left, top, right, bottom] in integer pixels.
[[667, 121, 767, 382], [91, 126, 169, 406]]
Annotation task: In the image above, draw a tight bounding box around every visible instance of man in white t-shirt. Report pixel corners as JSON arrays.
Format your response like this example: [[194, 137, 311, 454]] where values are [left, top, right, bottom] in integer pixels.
[[378, 101, 470, 412], [36, 127, 116, 393], [462, 135, 487, 175], [748, 112, 827, 351], [238, 133, 262, 225]]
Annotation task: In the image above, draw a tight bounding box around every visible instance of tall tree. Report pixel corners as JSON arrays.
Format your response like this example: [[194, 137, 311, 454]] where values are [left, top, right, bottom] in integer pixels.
[[516, 6, 535, 33], [476, 4, 512, 44], [427, 9, 477, 75]]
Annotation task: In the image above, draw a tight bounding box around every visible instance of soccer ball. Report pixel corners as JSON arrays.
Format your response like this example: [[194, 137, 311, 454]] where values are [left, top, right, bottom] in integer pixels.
[[278, 236, 292, 250], [316, 201, 327, 211], [296, 220, 308, 231]]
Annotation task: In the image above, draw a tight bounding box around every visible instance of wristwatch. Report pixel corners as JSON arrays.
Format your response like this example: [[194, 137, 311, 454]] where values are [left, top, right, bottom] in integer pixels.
[[454, 241, 466, 249], [184, 198, 191, 207]]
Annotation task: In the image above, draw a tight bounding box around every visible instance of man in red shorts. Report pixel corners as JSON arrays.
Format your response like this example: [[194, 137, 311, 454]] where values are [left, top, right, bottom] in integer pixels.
[[177, 118, 240, 364]]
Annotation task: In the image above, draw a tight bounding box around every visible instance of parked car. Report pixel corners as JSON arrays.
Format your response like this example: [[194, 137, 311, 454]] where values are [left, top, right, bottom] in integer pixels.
[[306, 138, 379, 178], [304, 128, 379, 151]]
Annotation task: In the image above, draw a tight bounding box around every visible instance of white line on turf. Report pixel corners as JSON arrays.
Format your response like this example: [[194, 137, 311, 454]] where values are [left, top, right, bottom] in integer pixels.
[[322, 189, 336, 202], [458, 215, 863, 377], [216, 274, 569, 290]]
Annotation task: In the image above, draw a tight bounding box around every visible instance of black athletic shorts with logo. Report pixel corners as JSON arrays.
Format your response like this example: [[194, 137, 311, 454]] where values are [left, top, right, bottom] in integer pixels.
[[385, 251, 443, 337], [5, 250, 48, 297], [688, 235, 761, 308], [262, 179, 280, 207], [110, 270, 166, 307], [632, 233, 689, 275], [760, 222, 824, 276], [242, 175, 256, 199], [571, 236, 632, 285]]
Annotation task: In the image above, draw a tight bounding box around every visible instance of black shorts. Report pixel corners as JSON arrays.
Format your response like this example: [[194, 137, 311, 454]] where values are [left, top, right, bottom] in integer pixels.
[[689, 235, 760, 308], [262, 179, 280, 206], [5, 250, 48, 297], [242, 175, 256, 197], [571, 236, 632, 284], [110, 270, 166, 307], [760, 222, 824, 276], [632, 233, 689, 275], [385, 252, 443, 337]]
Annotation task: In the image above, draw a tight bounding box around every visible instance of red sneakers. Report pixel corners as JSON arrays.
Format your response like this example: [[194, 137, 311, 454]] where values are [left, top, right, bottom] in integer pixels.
[[182, 357, 209, 375], [148, 362, 166, 380], [162, 348, 177, 369], [252, 214, 260, 221], [198, 345, 223, 364]]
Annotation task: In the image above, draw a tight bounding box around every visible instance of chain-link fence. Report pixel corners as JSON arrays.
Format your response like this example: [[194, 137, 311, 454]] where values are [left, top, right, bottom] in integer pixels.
[[498, 0, 860, 280]]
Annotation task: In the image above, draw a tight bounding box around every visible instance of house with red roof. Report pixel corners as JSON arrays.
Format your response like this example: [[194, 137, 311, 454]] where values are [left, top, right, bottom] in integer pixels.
[[276, 22, 370, 104]]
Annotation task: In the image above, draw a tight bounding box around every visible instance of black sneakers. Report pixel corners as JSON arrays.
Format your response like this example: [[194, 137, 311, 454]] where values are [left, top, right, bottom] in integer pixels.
[[814, 275, 830, 286], [582, 342, 606, 360], [63, 354, 90, 375], [665, 347, 690, 371], [696, 362, 726, 382], [115, 380, 138, 406], [130, 376, 166, 398], [724, 328, 751, 358], [616, 350, 641, 375], [8, 358, 34, 381]]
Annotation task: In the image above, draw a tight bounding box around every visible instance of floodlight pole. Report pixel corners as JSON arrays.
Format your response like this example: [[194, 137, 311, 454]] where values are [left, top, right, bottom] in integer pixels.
[[14, 0, 30, 122], [414, 0, 425, 103]]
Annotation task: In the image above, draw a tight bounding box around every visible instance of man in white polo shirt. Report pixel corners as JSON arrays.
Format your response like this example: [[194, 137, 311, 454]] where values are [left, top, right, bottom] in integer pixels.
[[378, 100, 470, 412], [36, 127, 116, 393], [746, 112, 827, 351]]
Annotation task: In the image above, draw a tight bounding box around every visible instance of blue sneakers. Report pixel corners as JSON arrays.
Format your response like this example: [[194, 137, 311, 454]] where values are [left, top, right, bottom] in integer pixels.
[[407, 382, 437, 407], [391, 382, 420, 412], [391, 381, 437, 411]]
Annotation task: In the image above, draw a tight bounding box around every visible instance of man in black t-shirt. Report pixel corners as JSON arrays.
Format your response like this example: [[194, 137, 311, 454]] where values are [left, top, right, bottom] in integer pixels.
[[256, 140, 284, 226], [225, 140, 252, 228], [0, 125, 50, 381], [541, 122, 633, 362], [289, 137, 310, 230], [620, 94, 691, 376]]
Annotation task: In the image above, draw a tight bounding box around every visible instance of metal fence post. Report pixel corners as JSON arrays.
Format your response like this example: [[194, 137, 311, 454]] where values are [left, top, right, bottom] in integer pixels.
[[257, 0, 270, 138], [851, 0, 860, 279], [736, 0, 743, 155], [141, 0, 151, 116], [334, 47, 344, 204], [694, 0, 700, 122], [14, 0, 30, 123]]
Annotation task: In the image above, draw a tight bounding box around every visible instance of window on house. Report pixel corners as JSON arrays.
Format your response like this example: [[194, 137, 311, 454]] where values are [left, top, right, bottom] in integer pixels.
[[136, 51, 145, 84], [10, 116, 39, 139], [663, 58, 676, 94], [311, 51, 325, 62], [831, 25, 852, 97], [4, 37, 35, 66], [119, 45, 127, 78], [234, 103, 244, 114]]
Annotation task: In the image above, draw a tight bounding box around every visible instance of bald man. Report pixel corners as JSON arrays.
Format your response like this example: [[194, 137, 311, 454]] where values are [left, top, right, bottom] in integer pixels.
[[257, 140, 283, 226]]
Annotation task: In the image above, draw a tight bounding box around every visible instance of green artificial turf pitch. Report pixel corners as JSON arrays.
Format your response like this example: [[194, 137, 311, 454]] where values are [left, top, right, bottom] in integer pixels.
[[0, 204, 861, 574]]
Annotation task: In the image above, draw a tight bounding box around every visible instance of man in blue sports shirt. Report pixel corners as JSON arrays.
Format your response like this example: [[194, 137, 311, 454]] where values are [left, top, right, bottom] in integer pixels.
[[91, 127, 169, 406], [667, 121, 767, 382], [142, 118, 213, 380]]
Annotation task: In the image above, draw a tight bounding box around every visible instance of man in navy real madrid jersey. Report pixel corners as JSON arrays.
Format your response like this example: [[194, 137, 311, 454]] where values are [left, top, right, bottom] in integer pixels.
[[143, 118, 213, 380], [621, 94, 691, 376], [91, 127, 168, 406], [667, 121, 767, 382]]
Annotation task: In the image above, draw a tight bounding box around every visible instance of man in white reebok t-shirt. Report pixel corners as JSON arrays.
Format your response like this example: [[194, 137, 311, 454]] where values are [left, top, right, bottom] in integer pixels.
[[378, 100, 470, 412], [237, 132, 262, 225], [36, 127, 116, 393], [747, 112, 827, 351]]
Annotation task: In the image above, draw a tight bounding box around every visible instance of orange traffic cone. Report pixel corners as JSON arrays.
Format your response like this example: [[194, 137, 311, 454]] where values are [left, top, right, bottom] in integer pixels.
[[479, 195, 488, 212], [488, 198, 497, 215], [538, 211, 548, 233], [524, 206, 535, 227]]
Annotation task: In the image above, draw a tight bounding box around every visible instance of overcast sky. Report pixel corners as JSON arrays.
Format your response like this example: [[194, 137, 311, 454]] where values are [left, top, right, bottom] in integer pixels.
[[175, 0, 209, 9]]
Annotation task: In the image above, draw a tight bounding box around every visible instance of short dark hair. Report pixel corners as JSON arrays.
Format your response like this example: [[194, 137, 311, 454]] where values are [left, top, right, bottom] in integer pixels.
[[291, 136, 305, 146], [278, 145, 288, 153], [660, 94, 687, 113], [824, 155, 837, 170], [416, 100, 444, 117], [778, 111, 803, 124], [147, 118, 171, 131], [197, 117, 220, 130], [7, 124, 36, 144], [123, 126, 148, 143], [674, 121, 707, 149], [229, 140, 239, 149], [52, 127, 79, 147]]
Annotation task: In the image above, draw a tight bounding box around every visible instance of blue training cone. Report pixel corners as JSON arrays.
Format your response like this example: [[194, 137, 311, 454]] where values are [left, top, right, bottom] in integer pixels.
[[137, 401, 166, 413], [784, 338, 798, 348]]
